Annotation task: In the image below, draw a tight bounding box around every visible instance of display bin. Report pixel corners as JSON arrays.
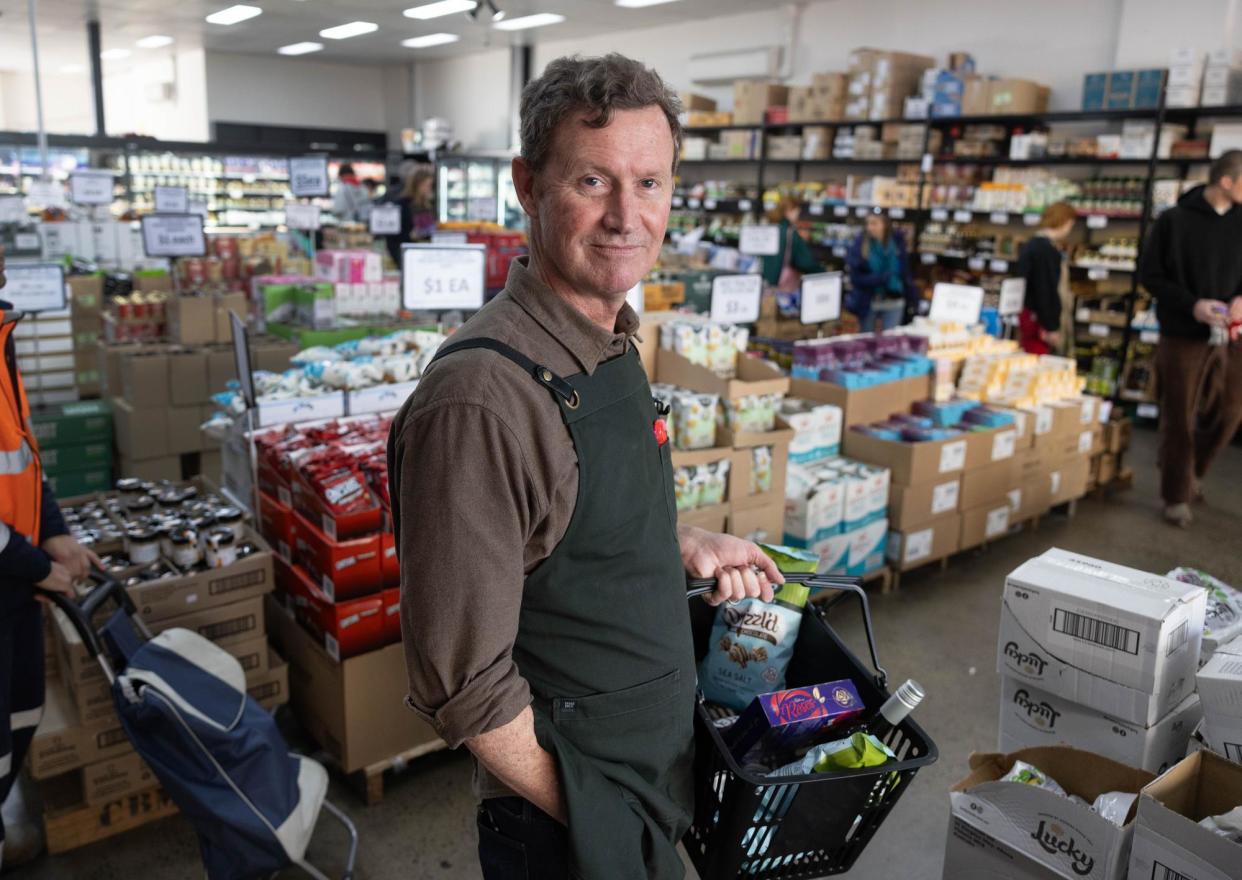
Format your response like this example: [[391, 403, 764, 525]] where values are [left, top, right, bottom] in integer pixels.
[[684, 576, 937, 878]]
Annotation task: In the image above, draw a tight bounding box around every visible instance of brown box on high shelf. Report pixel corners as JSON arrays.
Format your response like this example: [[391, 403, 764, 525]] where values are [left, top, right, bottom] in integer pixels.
[[112, 397, 169, 461], [988, 79, 1050, 114], [887, 512, 960, 572], [733, 81, 789, 126], [963, 77, 992, 115], [167, 296, 215, 346], [812, 72, 848, 97], [687, 110, 733, 127], [643, 282, 684, 312], [766, 135, 803, 160], [167, 348, 209, 406], [727, 500, 784, 544], [679, 92, 717, 112], [265, 596, 442, 773], [120, 350, 169, 408], [117, 454, 181, 483], [214, 292, 249, 344]]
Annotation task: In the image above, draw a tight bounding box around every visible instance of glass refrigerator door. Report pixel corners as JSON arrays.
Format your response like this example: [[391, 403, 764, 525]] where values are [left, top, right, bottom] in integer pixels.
[[466, 160, 497, 222], [497, 163, 526, 229], [439, 159, 469, 223]]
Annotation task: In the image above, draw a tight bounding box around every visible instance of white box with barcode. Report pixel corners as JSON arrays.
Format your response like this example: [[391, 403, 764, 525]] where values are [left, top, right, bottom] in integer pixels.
[[1003, 549, 1205, 703], [998, 677, 1202, 773], [1196, 635, 1242, 734]]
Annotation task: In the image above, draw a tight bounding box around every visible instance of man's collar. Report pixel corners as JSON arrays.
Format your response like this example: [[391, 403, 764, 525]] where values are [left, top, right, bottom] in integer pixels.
[[504, 257, 640, 375]]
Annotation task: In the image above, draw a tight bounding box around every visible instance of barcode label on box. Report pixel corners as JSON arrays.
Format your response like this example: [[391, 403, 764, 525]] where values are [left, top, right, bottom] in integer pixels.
[[939, 439, 967, 473], [985, 507, 1010, 538], [1053, 608, 1140, 654], [1166, 620, 1189, 656], [1050, 470, 1062, 495], [1152, 863, 1193, 880], [992, 430, 1017, 461], [932, 480, 959, 515], [325, 634, 340, 662], [1078, 430, 1093, 453], [905, 528, 933, 563], [1035, 407, 1054, 435], [1007, 489, 1022, 512]]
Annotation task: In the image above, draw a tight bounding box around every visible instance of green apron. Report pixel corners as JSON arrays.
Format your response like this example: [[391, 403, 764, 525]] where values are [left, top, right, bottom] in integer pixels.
[[431, 338, 696, 880]]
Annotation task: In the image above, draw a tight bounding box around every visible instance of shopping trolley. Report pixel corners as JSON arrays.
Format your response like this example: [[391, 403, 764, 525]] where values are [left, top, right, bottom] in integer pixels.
[[41, 574, 358, 880], [683, 573, 938, 878]]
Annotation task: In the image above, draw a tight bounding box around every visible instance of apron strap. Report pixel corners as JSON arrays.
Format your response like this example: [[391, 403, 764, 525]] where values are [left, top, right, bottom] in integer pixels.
[[431, 337, 579, 407]]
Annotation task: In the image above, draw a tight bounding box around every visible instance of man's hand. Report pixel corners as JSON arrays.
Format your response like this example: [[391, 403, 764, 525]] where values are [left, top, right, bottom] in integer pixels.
[[679, 525, 784, 607], [1193, 298, 1229, 328], [42, 534, 101, 582], [36, 561, 75, 598]]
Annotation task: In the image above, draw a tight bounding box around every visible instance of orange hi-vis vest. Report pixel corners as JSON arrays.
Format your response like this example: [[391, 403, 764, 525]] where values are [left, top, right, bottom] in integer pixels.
[[0, 309, 43, 545]]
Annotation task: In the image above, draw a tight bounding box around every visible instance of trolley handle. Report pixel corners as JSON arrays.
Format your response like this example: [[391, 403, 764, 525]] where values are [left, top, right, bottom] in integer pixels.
[[687, 571, 888, 690], [37, 568, 136, 662]]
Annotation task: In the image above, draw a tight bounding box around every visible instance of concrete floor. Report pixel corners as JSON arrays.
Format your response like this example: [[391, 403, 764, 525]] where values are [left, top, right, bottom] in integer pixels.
[[15, 428, 1242, 880]]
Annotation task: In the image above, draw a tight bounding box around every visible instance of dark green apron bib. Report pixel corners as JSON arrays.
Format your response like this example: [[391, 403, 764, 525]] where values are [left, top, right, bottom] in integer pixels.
[[432, 338, 695, 880]]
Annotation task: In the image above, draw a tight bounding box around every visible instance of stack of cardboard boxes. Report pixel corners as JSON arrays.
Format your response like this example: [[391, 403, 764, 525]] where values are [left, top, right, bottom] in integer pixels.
[[846, 47, 935, 121], [1195, 634, 1242, 761], [680, 93, 733, 127], [1081, 68, 1168, 111], [10, 274, 104, 407], [996, 549, 1205, 773], [1202, 48, 1242, 106], [787, 73, 847, 123], [31, 401, 113, 497], [1166, 47, 1205, 108], [731, 81, 788, 126]]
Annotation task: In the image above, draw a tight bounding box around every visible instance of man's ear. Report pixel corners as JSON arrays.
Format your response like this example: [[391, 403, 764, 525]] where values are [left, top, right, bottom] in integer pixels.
[[511, 156, 538, 222]]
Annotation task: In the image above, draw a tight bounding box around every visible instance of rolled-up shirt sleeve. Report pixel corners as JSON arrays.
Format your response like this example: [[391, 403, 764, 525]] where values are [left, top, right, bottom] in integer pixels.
[[392, 399, 537, 748]]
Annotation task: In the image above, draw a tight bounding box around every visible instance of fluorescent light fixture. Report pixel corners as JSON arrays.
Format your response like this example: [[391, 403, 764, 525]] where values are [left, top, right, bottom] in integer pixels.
[[58, 64, 85, 74], [100, 48, 131, 60], [404, 0, 476, 19], [401, 32, 460, 48], [136, 34, 174, 48], [206, 5, 263, 25], [616, 0, 680, 6], [278, 41, 324, 55], [493, 12, 563, 30], [319, 21, 379, 39]]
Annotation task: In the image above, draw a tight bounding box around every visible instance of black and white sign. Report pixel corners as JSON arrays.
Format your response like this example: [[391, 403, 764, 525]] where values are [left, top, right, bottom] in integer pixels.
[[930, 208, 949, 222], [929, 282, 984, 324], [288, 155, 330, 197], [153, 185, 189, 213], [0, 196, 25, 223], [140, 213, 207, 257], [25, 180, 65, 209], [285, 202, 321, 230], [801, 272, 843, 324], [230, 311, 255, 409], [1086, 215, 1108, 229], [401, 243, 487, 310], [738, 224, 781, 256], [431, 231, 468, 245], [2, 263, 65, 313], [370, 204, 401, 235], [69, 170, 114, 205], [989, 212, 1009, 225], [709, 274, 762, 323], [14, 232, 39, 251], [998, 278, 1026, 317]]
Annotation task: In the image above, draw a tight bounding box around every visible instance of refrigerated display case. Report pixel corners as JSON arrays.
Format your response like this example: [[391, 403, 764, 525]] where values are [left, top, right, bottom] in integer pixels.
[[437, 155, 525, 228]]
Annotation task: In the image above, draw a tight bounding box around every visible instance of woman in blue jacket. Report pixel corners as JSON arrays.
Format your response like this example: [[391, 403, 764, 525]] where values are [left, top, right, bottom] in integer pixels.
[[846, 209, 914, 332]]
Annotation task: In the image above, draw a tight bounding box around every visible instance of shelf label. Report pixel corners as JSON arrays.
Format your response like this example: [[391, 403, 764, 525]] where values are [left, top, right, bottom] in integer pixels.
[[888, 207, 906, 219], [288, 155, 329, 197], [921, 252, 938, 265], [738, 224, 781, 256], [832, 245, 847, 258], [431, 231, 468, 245], [808, 202, 824, 215], [800, 272, 843, 324], [69, 170, 113, 205], [1086, 215, 1108, 229], [855, 206, 869, 218], [834, 205, 849, 217], [954, 209, 973, 223], [921, 153, 934, 173], [930, 208, 949, 222], [929, 282, 984, 325], [738, 199, 753, 211], [0, 196, 26, 223], [672, 195, 684, 207], [989, 258, 1010, 273], [989, 211, 1010, 225], [968, 257, 986, 272], [256, 392, 345, 427], [1140, 330, 1160, 344], [2, 263, 65, 313], [687, 198, 702, 209], [932, 480, 959, 515], [1088, 267, 1109, 281], [704, 198, 718, 210], [1137, 403, 1159, 419], [998, 277, 1026, 317], [153, 184, 188, 214], [710, 274, 763, 323], [401, 243, 487, 310], [1088, 322, 1110, 338], [140, 213, 206, 257], [285, 202, 321, 230], [369, 203, 401, 235], [1023, 213, 1041, 226]]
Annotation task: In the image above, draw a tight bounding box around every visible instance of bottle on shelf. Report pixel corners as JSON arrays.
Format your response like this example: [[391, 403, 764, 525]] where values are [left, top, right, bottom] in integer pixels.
[[862, 679, 924, 740]]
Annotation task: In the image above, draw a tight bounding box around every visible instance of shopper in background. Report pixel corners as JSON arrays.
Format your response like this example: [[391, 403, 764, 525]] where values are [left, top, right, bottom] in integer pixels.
[[1140, 150, 1242, 527], [761, 195, 823, 292], [331, 163, 370, 224], [846, 209, 914, 331], [0, 245, 101, 867], [1016, 201, 1078, 355], [388, 54, 781, 880], [385, 167, 436, 267]]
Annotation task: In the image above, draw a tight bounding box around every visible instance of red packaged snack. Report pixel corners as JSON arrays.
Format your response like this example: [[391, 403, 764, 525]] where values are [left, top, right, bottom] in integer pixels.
[[294, 511, 382, 602]]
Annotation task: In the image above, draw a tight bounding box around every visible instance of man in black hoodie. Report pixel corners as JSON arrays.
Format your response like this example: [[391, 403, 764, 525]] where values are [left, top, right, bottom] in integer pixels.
[[1139, 150, 1242, 527]]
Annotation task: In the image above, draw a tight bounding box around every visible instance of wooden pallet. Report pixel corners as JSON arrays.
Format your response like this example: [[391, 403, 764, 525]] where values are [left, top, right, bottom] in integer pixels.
[[348, 738, 450, 806]]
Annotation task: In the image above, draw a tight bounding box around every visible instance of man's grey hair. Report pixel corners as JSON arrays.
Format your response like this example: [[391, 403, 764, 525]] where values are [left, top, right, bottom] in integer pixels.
[[1210, 149, 1242, 184], [519, 53, 682, 174]]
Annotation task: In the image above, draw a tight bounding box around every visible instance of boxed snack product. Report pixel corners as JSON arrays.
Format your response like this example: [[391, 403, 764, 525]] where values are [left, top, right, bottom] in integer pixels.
[[724, 680, 865, 769]]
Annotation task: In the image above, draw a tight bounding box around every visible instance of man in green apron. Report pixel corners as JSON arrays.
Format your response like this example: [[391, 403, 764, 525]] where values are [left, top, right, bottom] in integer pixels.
[[388, 54, 783, 879]]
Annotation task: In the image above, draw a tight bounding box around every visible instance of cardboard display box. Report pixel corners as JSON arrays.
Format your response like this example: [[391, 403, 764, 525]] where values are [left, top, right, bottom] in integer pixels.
[[1048, 455, 1091, 506], [726, 500, 783, 544], [120, 351, 169, 408], [843, 424, 997, 486], [657, 347, 790, 402], [944, 746, 1154, 880], [167, 349, 210, 406], [30, 683, 131, 780], [112, 397, 169, 461], [959, 501, 1015, 551], [959, 458, 1019, 510], [43, 783, 178, 855], [29, 399, 112, 450], [789, 374, 932, 427], [733, 81, 789, 125], [677, 502, 729, 534], [888, 475, 960, 530], [167, 296, 215, 346], [730, 438, 791, 513], [887, 512, 960, 572]]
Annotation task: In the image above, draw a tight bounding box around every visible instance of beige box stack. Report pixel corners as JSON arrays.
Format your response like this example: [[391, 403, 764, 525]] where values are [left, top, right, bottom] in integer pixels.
[[11, 275, 103, 407], [788, 72, 847, 122], [846, 47, 935, 121], [732, 80, 789, 126]]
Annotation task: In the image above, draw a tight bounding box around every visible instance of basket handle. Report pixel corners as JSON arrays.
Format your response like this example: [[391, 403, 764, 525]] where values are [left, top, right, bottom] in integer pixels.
[[686, 571, 888, 690], [37, 568, 137, 662]]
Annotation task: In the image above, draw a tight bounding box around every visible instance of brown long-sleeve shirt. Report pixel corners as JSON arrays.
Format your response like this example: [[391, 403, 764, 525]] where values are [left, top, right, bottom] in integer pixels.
[[387, 257, 640, 798]]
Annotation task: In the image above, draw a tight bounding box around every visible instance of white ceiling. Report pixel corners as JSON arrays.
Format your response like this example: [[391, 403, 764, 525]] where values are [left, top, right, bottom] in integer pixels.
[[0, 0, 767, 73]]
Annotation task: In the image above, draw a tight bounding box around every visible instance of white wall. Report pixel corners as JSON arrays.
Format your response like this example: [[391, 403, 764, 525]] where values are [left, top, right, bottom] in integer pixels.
[[1114, 0, 1242, 67], [103, 48, 209, 141], [0, 70, 94, 134], [413, 48, 512, 152]]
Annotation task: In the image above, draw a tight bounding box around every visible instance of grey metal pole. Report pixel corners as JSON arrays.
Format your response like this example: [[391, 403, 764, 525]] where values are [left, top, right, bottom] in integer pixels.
[[26, 0, 49, 179], [87, 20, 106, 137]]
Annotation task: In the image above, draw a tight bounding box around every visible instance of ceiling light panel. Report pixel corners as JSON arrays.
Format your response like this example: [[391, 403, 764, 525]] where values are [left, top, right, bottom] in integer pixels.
[[100, 48, 131, 60], [401, 32, 460, 48], [616, 0, 681, 6], [493, 12, 564, 30], [319, 21, 379, 39], [136, 35, 174, 48], [404, 0, 477, 19], [205, 5, 263, 25], [278, 41, 324, 55]]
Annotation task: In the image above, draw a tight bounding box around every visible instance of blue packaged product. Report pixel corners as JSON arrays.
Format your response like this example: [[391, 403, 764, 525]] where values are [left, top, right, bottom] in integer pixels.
[[724, 679, 865, 768]]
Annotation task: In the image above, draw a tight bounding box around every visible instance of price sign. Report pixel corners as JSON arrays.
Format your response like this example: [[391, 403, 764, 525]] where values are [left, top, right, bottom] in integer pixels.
[[738, 224, 781, 256], [69, 170, 114, 205], [1088, 267, 1109, 281], [738, 200, 753, 212], [989, 211, 1010, 225], [1086, 215, 1108, 229], [26, 180, 65, 209], [989, 258, 1010, 273], [921, 252, 938, 265], [833, 205, 849, 217], [1140, 330, 1160, 344], [800, 272, 843, 324], [402, 243, 487, 310], [968, 257, 986, 272], [998, 277, 1026, 317], [288, 155, 329, 197], [709, 274, 763, 323], [153, 185, 189, 213], [369, 203, 401, 235], [431, 231, 468, 245], [285, 202, 321, 230], [921, 153, 934, 173], [929, 282, 984, 324], [930, 208, 949, 222], [2, 263, 65, 312], [704, 198, 718, 210], [1023, 213, 1041, 226], [954, 209, 972, 223], [140, 214, 206, 257], [0, 196, 25, 223], [889, 207, 906, 219], [14, 232, 39, 251], [1088, 322, 1110, 338]]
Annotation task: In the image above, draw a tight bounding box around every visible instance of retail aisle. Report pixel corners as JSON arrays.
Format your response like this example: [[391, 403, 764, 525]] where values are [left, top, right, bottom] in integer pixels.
[[21, 430, 1242, 880]]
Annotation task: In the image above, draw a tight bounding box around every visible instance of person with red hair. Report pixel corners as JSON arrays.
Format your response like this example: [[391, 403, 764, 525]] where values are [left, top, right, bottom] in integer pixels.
[[1016, 201, 1077, 354]]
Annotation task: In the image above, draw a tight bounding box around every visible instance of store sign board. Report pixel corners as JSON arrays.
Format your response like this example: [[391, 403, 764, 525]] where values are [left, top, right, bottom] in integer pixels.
[[709, 274, 762, 323], [153, 185, 189, 214], [738, 224, 781, 256], [402, 243, 487, 310], [0, 196, 26, 223], [369, 204, 401, 235], [929, 282, 984, 325], [69, 170, 114, 205], [288, 156, 329, 197], [431, 231, 468, 245], [2, 263, 66, 313], [998, 278, 1026, 317], [140, 214, 206, 258], [26, 180, 66, 209], [801, 272, 843, 324], [285, 203, 321, 231]]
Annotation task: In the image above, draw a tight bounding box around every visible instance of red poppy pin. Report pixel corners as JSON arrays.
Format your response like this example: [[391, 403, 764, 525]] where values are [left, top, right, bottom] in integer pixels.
[[653, 418, 669, 447]]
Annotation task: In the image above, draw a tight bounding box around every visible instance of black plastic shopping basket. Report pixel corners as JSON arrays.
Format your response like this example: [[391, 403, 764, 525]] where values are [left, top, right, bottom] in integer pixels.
[[683, 573, 938, 879]]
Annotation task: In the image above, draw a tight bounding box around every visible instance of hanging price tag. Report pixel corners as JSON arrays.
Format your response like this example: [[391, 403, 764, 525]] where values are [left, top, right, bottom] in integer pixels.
[[69, 170, 114, 205], [989, 212, 1009, 225], [285, 202, 321, 230], [0, 196, 26, 223], [1023, 213, 1041, 226], [921, 252, 938, 265], [954, 209, 972, 223], [25, 180, 66, 209], [2, 263, 66, 313], [800, 272, 843, 324], [834, 205, 849, 217], [710, 274, 763, 323], [153, 185, 189, 213], [402, 243, 487, 310], [369, 204, 401, 235], [289, 156, 329, 197], [1088, 267, 1109, 281], [1086, 215, 1108, 229], [738, 224, 781, 255], [989, 259, 1010, 273], [929, 282, 984, 324], [998, 278, 1026, 317], [930, 208, 949, 222], [889, 207, 906, 219], [140, 214, 206, 257]]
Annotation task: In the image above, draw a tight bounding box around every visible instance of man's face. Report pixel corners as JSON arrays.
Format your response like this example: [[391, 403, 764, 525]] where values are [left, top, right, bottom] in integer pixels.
[[514, 105, 674, 300], [1223, 174, 1242, 204]]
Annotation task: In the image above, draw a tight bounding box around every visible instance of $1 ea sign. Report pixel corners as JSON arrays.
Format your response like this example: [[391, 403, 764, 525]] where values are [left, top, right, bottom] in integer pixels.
[[401, 243, 487, 310], [140, 214, 206, 257]]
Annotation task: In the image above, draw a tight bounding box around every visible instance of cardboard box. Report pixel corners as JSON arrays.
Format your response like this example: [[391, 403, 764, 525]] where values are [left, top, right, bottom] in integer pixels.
[[1196, 636, 1242, 733], [167, 349, 209, 406], [679, 92, 717, 112], [733, 81, 788, 125], [119, 351, 169, 408], [39, 440, 110, 473], [294, 511, 383, 601], [30, 399, 112, 450], [846, 517, 889, 576], [999, 678, 1202, 773], [989, 79, 1050, 114], [944, 746, 1154, 880], [167, 404, 206, 455], [79, 751, 157, 805], [730, 439, 791, 512], [1127, 752, 1242, 880], [887, 512, 959, 572], [111, 397, 169, 461], [677, 502, 729, 534], [960, 458, 1018, 510], [726, 500, 783, 544], [657, 347, 790, 402], [1048, 456, 1090, 505], [843, 425, 995, 486], [43, 783, 178, 855], [1003, 549, 1206, 703], [789, 375, 932, 427], [117, 454, 181, 483], [265, 596, 443, 773], [960, 502, 1014, 550], [30, 682, 131, 780], [963, 77, 992, 115], [888, 475, 960, 530], [67, 275, 104, 313], [167, 296, 215, 346], [206, 346, 236, 391], [214, 292, 248, 343]]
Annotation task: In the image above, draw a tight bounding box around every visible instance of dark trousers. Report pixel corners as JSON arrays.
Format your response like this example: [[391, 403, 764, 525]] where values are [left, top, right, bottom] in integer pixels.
[[0, 597, 46, 860], [1157, 335, 1242, 504], [477, 797, 569, 880]]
